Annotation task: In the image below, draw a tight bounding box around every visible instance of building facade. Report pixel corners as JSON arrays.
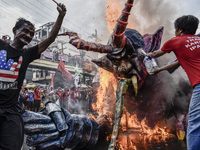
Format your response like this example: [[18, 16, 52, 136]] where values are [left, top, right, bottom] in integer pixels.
[[25, 22, 98, 87]]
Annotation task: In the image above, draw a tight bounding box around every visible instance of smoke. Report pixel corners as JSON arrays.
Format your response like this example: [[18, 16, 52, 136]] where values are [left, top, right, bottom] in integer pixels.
[[106, 0, 193, 117], [124, 0, 192, 101], [66, 0, 193, 111], [125, 0, 177, 42]]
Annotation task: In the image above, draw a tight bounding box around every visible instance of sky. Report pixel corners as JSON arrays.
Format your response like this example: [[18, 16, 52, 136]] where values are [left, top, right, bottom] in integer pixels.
[[0, 0, 199, 76], [0, 0, 199, 42]]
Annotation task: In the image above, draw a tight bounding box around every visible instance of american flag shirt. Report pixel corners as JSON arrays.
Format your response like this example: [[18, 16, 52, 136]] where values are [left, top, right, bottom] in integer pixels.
[[0, 50, 22, 82], [0, 40, 39, 108]]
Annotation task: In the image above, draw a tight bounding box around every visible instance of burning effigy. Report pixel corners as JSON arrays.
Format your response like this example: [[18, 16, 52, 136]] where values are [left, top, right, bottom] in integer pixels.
[[23, 0, 192, 149]]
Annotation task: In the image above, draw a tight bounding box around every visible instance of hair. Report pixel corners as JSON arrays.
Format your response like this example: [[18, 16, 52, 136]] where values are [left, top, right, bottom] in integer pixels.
[[174, 15, 199, 34], [14, 17, 35, 29]]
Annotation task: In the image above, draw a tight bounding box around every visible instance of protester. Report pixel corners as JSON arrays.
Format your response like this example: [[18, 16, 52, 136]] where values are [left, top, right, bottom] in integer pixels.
[[34, 85, 41, 112], [18, 85, 28, 109], [0, 3, 66, 150], [61, 87, 69, 109], [75, 87, 81, 102], [18, 88, 27, 109], [147, 15, 200, 150], [68, 86, 77, 113], [26, 88, 34, 111]]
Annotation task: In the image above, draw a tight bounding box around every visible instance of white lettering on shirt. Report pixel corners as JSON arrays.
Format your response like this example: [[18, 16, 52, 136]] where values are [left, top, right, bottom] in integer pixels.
[[185, 37, 200, 51]]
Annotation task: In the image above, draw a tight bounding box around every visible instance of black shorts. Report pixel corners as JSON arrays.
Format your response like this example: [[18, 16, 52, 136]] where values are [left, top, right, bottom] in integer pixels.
[[0, 105, 24, 150]]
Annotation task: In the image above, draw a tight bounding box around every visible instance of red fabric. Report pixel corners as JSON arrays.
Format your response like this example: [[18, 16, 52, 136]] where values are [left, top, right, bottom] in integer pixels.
[[70, 91, 76, 102], [56, 91, 62, 99], [34, 89, 41, 100], [51, 72, 54, 88], [57, 58, 72, 82], [161, 34, 200, 87], [61, 91, 69, 100]]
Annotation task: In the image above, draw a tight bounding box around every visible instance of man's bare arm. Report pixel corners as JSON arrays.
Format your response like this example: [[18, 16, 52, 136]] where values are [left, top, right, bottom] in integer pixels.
[[151, 60, 180, 75], [38, 3, 66, 55], [146, 49, 166, 58]]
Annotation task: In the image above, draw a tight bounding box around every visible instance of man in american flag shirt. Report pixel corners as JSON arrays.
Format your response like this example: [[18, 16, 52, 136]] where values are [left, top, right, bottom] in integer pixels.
[[0, 3, 66, 150]]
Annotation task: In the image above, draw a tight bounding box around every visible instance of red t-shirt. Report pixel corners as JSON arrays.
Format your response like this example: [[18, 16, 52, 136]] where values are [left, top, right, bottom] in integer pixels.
[[61, 91, 69, 100], [161, 34, 200, 87], [70, 91, 76, 102], [34, 89, 41, 100]]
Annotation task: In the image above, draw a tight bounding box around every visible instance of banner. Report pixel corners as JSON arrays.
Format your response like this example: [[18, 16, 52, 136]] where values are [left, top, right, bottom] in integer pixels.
[[54, 58, 72, 88], [50, 72, 54, 89], [83, 61, 94, 73]]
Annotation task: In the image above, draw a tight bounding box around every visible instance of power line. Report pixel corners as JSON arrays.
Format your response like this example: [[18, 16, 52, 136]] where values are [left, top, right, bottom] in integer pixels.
[[1, 0, 42, 23], [16, 0, 51, 22], [0, 0, 98, 40], [35, 0, 93, 35], [36, 0, 55, 11], [19, 0, 93, 37], [0, 7, 14, 17], [35, 0, 89, 34], [25, 0, 56, 21]]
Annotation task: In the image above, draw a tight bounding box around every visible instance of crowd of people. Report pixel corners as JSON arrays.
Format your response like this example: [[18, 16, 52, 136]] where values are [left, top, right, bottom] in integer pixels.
[[18, 84, 95, 114]]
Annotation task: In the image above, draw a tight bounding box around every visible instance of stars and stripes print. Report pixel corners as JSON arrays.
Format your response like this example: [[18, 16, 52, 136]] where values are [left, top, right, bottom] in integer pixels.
[[0, 50, 22, 82]]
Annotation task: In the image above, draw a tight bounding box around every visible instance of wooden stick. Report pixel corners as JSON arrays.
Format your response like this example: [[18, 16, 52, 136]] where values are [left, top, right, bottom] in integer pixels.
[[52, 0, 59, 5]]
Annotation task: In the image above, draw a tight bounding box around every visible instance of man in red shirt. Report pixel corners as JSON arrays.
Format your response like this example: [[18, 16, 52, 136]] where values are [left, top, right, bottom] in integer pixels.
[[61, 88, 69, 109], [147, 15, 199, 150], [34, 85, 41, 112]]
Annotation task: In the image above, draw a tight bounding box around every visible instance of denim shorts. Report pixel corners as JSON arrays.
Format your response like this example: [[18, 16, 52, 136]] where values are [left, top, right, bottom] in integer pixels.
[[187, 83, 200, 150]]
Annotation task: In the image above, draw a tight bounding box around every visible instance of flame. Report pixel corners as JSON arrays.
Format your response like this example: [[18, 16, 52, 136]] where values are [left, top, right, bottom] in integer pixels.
[[117, 110, 174, 149], [92, 68, 117, 119], [93, 68, 173, 148], [105, 0, 122, 33], [105, 0, 136, 34]]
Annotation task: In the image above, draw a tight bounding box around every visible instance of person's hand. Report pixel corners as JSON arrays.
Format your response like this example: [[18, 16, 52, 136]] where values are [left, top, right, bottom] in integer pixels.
[[146, 52, 153, 58], [149, 68, 161, 75], [57, 3, 66, 17]]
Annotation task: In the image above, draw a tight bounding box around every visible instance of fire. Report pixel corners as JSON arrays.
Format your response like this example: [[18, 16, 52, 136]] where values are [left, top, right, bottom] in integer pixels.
[[105, 0, 122, 33], [92, 68, 117, 118], [117, 111, 174, 149], [93, 68, 173, 148], [105, 0, 136, 33], [120, 111, 173, 141]]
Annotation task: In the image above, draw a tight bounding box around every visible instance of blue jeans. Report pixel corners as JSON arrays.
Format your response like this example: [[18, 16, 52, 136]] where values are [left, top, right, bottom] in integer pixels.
[[187, 83, 200, 150]]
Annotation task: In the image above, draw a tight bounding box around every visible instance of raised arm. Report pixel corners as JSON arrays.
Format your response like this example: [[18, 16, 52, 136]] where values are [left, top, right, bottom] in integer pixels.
[[38, 3, 66, 54]]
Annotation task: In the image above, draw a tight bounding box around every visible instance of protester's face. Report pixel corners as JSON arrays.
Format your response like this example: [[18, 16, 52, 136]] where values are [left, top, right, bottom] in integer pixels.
[[14, 23, 35, 45]]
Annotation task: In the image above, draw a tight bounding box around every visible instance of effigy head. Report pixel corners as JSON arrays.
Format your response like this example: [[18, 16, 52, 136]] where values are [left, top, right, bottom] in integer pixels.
[[58, 0, 163, 94], [104, 28, 146, 78], [124, 28, 145, 48], [92, 26, 163, 94]]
